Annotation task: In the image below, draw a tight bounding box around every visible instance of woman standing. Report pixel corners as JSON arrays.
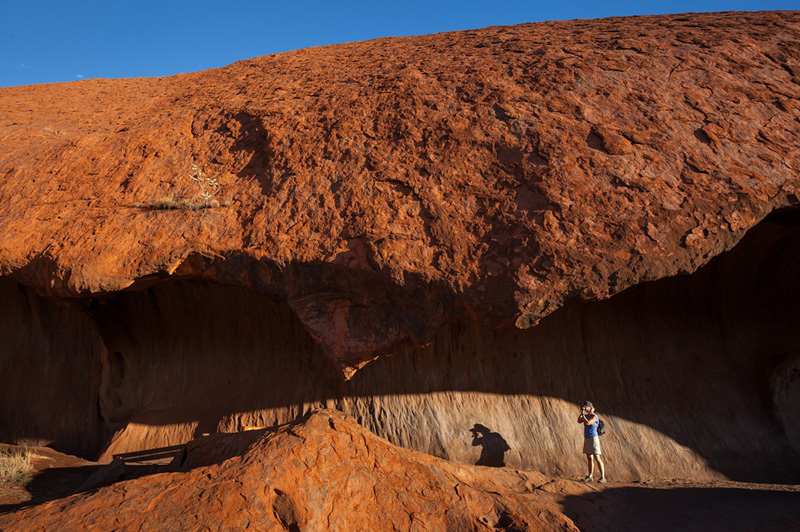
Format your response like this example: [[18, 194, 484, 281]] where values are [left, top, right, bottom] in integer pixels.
[[578, 401, 606, 483]]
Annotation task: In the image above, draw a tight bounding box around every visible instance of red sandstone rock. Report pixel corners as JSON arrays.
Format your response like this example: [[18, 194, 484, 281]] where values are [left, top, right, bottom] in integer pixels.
[[0, 411, 580, 531], [1, 12, 798, 372]]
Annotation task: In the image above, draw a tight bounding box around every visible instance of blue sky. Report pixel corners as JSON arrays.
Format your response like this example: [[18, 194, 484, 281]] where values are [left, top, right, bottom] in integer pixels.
[[1, 1, 798, 87]]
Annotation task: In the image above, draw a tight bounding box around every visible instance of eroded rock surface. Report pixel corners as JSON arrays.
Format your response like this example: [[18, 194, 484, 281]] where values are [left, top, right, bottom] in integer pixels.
[[1, 11, 799, 369], [0, 411, 580, 531]]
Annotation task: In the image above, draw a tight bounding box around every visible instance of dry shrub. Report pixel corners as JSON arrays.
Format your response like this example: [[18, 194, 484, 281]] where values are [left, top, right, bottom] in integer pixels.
[[137, 196, 224, 210], [135, 163, 228, 211], [0, 448, 40, 484]]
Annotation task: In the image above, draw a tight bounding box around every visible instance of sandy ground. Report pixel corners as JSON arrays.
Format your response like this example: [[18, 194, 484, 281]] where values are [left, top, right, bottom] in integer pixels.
[[0, 444, 99, 510], [552, 478, 800, 532]]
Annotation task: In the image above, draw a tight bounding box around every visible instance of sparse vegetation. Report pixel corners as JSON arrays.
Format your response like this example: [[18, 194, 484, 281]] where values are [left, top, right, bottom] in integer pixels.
[[43, 126, 66, 135], [136, 162, 228, 211], [143, 195, 223, 211], [0, 447, 40, 484]]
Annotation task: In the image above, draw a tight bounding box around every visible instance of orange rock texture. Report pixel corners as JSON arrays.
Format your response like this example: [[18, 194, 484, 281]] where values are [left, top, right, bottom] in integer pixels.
[[0, 411, 580, 531], [1, 11, 799, 371]]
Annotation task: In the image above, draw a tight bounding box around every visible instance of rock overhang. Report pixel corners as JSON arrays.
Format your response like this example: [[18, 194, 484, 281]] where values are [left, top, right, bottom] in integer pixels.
[[0, 10, 799, 375]]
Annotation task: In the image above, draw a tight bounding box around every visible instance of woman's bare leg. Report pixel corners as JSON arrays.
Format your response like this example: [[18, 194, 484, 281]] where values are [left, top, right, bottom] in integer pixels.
[[595, 455, 605, 479]]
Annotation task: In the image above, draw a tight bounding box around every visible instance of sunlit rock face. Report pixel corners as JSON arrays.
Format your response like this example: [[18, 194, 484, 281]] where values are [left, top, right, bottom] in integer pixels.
[[1, 12, 799, 375], [2, 210, 798, 483]]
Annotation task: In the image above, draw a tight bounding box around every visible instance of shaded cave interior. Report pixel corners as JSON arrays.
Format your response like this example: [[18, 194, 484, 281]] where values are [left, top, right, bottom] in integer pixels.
[[1, 209, 799, 483]]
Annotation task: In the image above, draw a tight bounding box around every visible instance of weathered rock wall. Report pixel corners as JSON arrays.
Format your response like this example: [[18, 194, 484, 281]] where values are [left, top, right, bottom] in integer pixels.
[[2, 211, 797, 482]]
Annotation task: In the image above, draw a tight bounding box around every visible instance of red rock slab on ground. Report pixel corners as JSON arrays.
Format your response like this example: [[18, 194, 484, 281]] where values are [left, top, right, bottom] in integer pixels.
[[0, 410, 579, 531]]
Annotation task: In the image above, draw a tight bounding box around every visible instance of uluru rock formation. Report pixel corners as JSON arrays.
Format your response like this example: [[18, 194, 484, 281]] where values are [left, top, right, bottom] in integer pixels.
[[1, 9, 800, 529]]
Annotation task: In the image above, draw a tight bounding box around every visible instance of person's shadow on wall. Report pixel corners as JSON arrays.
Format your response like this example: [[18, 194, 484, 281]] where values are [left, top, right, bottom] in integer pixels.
[[470, 423, 510, 467]]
